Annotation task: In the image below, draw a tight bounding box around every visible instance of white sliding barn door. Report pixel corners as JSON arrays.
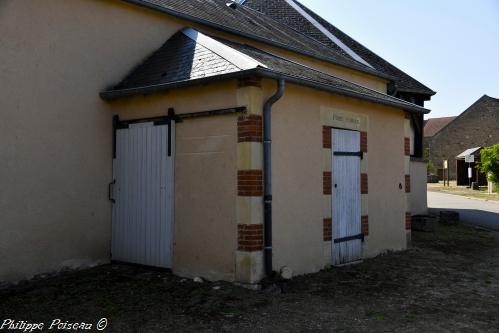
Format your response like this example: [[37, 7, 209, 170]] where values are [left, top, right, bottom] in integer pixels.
[[331, 128, 362, 265], [111, 121, 174, 268]]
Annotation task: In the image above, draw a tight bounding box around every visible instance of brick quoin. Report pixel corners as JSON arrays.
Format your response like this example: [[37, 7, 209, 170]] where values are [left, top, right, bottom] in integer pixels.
[[322, 126, 332, 148], [238, 224, 263, 251], [323, 171, 332, 194], [361, 173, 368, 194], [405, 212, 412, 230], [238, 115, 262, 143], [323, 218, 332, 241], [238, 170, 263, 196], [361, 215, 369, 235], [405, 174, 411, 193], [360, 131, 368, 153], [238, 77, 262, 88], [404, 137, 411, 156]]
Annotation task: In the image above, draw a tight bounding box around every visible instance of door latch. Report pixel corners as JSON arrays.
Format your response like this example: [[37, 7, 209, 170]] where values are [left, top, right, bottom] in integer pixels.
[[108, 180, 116, 203]]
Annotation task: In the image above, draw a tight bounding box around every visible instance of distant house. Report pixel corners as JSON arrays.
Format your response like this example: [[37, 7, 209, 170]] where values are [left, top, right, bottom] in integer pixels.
[[1, 0, 434, 284], [423, 116, 456, 178], [424, 95, 499, 180]]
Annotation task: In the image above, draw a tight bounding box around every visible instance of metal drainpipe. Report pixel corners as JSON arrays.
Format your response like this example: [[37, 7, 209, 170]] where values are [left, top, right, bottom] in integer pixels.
[[263, 79, 285, 277]]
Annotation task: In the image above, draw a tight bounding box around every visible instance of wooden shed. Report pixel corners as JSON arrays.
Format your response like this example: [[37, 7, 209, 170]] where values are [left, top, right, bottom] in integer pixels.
[[455, 147, 487, 186]]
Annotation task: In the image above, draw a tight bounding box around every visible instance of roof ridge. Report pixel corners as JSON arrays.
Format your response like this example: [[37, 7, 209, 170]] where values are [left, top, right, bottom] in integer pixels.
[[236, 1, 379, 72], [292, 1, 435, 95], [181, 28, 266, 70], [482, 94, 499, 102], [125, 0, 393, 81], [283, 0, 373, 68], [292, 0, 435, 95]]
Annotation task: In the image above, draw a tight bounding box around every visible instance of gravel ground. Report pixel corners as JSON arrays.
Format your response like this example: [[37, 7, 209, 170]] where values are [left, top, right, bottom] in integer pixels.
[[1, 224, 498, 332]]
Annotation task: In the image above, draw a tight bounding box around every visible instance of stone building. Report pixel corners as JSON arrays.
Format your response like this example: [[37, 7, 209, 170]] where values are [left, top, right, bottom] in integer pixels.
[[424, 95, 499, 179]]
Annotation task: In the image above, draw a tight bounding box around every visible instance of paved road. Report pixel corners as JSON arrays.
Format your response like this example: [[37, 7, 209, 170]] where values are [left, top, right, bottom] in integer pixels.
[[428, 191, 499, 230]]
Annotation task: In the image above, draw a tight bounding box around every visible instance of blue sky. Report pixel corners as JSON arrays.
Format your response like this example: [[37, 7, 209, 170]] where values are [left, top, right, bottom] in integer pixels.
[[299, 0, 499, 118]]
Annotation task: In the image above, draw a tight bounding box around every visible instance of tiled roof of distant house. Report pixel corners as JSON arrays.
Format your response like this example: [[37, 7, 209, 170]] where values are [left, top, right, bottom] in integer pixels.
[[424, 117, 456, 137]]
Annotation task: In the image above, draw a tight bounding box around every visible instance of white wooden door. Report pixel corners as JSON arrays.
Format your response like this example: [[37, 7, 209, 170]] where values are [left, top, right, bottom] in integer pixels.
[[331, 128, 362, 265], [111, 121, 174, 268]]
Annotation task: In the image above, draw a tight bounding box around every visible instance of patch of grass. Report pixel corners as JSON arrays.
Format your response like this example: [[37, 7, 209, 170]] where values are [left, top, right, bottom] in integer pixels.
[[428, 184, 499, 201], [365, 310, 385, 321]]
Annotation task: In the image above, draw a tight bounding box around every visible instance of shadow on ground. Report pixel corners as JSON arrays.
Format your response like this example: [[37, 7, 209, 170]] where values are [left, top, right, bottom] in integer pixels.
[[429, 207, 499, 231], [1, 224, 499, 332]]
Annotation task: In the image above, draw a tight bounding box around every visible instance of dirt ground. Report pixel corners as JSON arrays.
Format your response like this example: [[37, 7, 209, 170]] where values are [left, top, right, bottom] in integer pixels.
[[1, 224, 499, 333]]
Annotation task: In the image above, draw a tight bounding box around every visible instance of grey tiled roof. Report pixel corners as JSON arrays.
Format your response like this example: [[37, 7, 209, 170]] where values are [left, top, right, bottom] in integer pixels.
[[216, 38, 428, 112], [243, 0, 435, 96], [113, 32, 241, 90], [102, 30, 428, 114], [124, 0, 390, 79]]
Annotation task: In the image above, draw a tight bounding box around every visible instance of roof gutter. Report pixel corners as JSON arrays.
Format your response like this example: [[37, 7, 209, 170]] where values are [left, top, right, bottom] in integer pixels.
[[121, 0, 393, 82], [253, 69, 430, 114], [263, 79, 285, 277], [396, 87, 437, 96], [100, 69, 259, 100], [100, 69, 428, 114]]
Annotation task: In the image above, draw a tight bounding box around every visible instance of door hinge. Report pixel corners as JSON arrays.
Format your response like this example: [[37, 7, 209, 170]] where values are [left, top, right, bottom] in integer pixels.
[[108, 180, 116, 203], [334, 233, 365, 243], [333, 151, 363, 159]]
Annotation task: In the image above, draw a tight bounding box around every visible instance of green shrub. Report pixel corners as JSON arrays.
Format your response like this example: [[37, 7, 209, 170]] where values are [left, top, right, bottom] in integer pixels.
[[479, 143, 499, 191]]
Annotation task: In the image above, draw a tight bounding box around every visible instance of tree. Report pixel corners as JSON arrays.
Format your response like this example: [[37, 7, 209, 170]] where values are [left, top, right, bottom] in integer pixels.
[[423, 148, 435, 174], [479, 143, 499, 191]]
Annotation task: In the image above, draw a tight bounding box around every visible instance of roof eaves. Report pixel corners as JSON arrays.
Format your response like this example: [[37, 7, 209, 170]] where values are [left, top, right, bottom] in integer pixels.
[[123, 0, 395, 82], [253, 68, 429, 114], [100, 68, 260, 100], [101, 67, 428, 114], [397, 87, 436, 96]]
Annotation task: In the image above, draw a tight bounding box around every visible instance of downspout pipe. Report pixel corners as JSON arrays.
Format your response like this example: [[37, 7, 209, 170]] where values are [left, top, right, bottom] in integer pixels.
[[263, 79, 285, 277]]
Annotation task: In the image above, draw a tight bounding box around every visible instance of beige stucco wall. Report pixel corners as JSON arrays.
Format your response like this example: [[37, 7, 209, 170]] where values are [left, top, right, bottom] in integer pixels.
[[264, 81, 407, 275], [409, 160, 428, 215], [1, 0, 408, 283], [0, 0, 213, 282], [109, 81, 240, 281]]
